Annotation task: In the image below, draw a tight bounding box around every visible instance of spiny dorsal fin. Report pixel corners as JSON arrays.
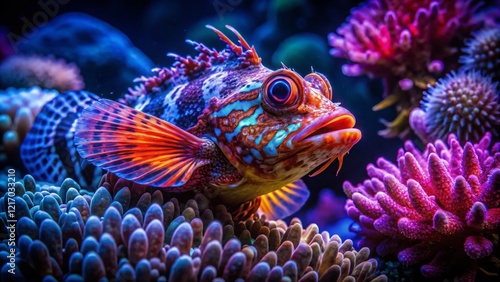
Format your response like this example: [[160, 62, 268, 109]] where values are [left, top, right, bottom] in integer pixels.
[[124, 25, 260, 104]]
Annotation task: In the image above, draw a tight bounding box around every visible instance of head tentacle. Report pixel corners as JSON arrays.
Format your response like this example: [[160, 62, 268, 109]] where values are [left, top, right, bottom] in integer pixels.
[[206, 25, 261, 65]]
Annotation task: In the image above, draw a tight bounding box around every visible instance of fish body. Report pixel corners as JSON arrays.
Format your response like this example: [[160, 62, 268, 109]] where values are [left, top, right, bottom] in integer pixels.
[[21, 26, 361, 220]]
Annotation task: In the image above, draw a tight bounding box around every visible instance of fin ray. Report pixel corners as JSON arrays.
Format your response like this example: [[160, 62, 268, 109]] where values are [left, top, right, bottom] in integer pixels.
[[257, 179, 310, 220], [74, 99, 210, 188]]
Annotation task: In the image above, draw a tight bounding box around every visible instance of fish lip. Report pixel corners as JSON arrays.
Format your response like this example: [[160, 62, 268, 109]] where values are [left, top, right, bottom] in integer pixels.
[[291, 110, 361, 145]]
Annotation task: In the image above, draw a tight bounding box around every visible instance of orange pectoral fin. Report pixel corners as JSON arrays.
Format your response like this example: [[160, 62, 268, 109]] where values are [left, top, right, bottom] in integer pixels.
[[74, 99, 210, 188], [257, 179, 310, 220]]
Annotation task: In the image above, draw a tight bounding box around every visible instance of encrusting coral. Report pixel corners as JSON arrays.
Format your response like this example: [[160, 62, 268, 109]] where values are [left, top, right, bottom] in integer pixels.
[[0, 87, 58, 164], [409, 70, 499, 144], [343, 132, 500, 280], [0, 173, 388, 282], [329, 0, 481, 138], [0, 55, 84, 92], [460, 27, 500, 82]]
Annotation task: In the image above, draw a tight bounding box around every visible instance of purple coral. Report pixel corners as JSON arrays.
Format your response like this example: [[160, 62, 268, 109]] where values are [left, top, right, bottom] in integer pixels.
[[329, 0, 481, 138], [409, 70, 499, 144], [343, 132, 500, 280]]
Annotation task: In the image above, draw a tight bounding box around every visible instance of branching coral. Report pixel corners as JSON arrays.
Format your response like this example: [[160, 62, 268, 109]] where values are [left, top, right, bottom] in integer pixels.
[[460, 27, 500, 82], [0, 55, 84, 92], [409, 70, 499, 144], [343, 133, 500, 280], [329, 0, 481, 138], [0, 174, 388, 281]]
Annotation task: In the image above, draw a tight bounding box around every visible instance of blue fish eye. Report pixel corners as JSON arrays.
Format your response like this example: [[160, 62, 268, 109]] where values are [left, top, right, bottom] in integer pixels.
[[268, 79, 291, 104]]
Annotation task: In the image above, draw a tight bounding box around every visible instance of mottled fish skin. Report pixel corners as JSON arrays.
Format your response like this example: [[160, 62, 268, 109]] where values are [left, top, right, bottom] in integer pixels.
[[23, 25, 361, 220], [131, 64, 273, 131]]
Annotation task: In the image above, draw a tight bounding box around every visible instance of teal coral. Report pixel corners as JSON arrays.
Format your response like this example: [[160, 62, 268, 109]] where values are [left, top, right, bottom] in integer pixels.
[[0, 87, 58, 165], [0, 174, 387, 281]]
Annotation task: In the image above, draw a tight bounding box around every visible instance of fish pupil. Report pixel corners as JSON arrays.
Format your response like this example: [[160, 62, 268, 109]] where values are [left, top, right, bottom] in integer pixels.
[[269, 80, 291, 103]]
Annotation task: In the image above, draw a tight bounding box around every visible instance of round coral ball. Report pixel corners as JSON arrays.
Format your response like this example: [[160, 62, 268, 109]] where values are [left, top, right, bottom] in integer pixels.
[[421, 70, 499, 143]]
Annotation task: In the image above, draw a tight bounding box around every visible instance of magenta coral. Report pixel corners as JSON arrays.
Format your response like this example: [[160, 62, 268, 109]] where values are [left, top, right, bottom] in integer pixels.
[[329, 0, 481, 138], [343, 133, 500, 280]]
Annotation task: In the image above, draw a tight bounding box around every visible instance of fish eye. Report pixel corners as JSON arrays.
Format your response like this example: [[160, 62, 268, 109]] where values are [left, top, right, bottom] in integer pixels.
[[305, 72, 332, 100], [262, 70, 303, 115], [268, 79, 292, 104]]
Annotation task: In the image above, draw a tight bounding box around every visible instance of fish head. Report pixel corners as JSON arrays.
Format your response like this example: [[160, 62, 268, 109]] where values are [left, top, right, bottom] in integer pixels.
[[205, 68, 362, 186]]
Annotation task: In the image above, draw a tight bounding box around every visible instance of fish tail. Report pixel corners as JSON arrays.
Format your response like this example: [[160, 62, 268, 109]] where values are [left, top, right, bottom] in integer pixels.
[[20, 91, 103, 187]]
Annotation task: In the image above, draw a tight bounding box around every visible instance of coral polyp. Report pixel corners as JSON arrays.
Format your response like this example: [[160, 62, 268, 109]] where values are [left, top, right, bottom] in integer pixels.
[[0, 87, 58, 165], [460, 27, 500, 82], [409, 70, 499, 144], [329, 0, 480, 138], [0, 173, 387, 281], [343, 133, 500, 280]]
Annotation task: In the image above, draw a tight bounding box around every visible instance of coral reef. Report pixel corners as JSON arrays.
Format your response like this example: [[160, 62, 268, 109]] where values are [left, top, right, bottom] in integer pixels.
[[0, 173, 387, 281], [343, 133, 500, 280], [16, 12, 154, 98], [460, 27, 500, 82], [0, 87, 58, 165], [0, 55, 84, 92], [329, 0, 481, 138], [409, 70, 499, 144]]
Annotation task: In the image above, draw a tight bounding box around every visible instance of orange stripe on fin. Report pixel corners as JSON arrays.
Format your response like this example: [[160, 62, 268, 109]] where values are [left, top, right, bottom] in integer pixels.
[[257, 179, 310, 220], [74, 99, 211, 188]]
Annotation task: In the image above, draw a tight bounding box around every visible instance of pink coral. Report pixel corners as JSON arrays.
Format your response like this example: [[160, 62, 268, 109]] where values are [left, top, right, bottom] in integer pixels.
[[343, 133, 500, 280], [329, 0, 481, 138], [0, 55, 84, 92]]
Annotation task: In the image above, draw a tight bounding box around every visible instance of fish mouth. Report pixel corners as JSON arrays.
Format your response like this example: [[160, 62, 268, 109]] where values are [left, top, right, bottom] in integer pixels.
[[292, 109, 361, 146], [290, 109, 361, 176]]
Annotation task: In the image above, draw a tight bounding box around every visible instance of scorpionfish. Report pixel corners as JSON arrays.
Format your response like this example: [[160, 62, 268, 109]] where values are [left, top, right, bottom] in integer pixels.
[[21, 25, 361, 220]]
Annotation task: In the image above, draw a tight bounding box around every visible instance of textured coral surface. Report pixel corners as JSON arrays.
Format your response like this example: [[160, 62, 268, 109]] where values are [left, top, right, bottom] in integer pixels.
[[0, 174, 387, 282], [343, 133, 500, 280], [0, 55, 84, 92], [329, 0, 480, 138], [0, 87, 58, 166]]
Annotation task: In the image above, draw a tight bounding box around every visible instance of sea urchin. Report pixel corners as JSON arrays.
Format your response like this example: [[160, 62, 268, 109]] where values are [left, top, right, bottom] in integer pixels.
[[460, 27, 500, 82], [409, 70, 499, 144]]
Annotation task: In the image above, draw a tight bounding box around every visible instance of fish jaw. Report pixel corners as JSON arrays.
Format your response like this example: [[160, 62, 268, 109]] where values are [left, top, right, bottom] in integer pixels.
[[285, 108, 362, 178], [291, 109, 361, 148]]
